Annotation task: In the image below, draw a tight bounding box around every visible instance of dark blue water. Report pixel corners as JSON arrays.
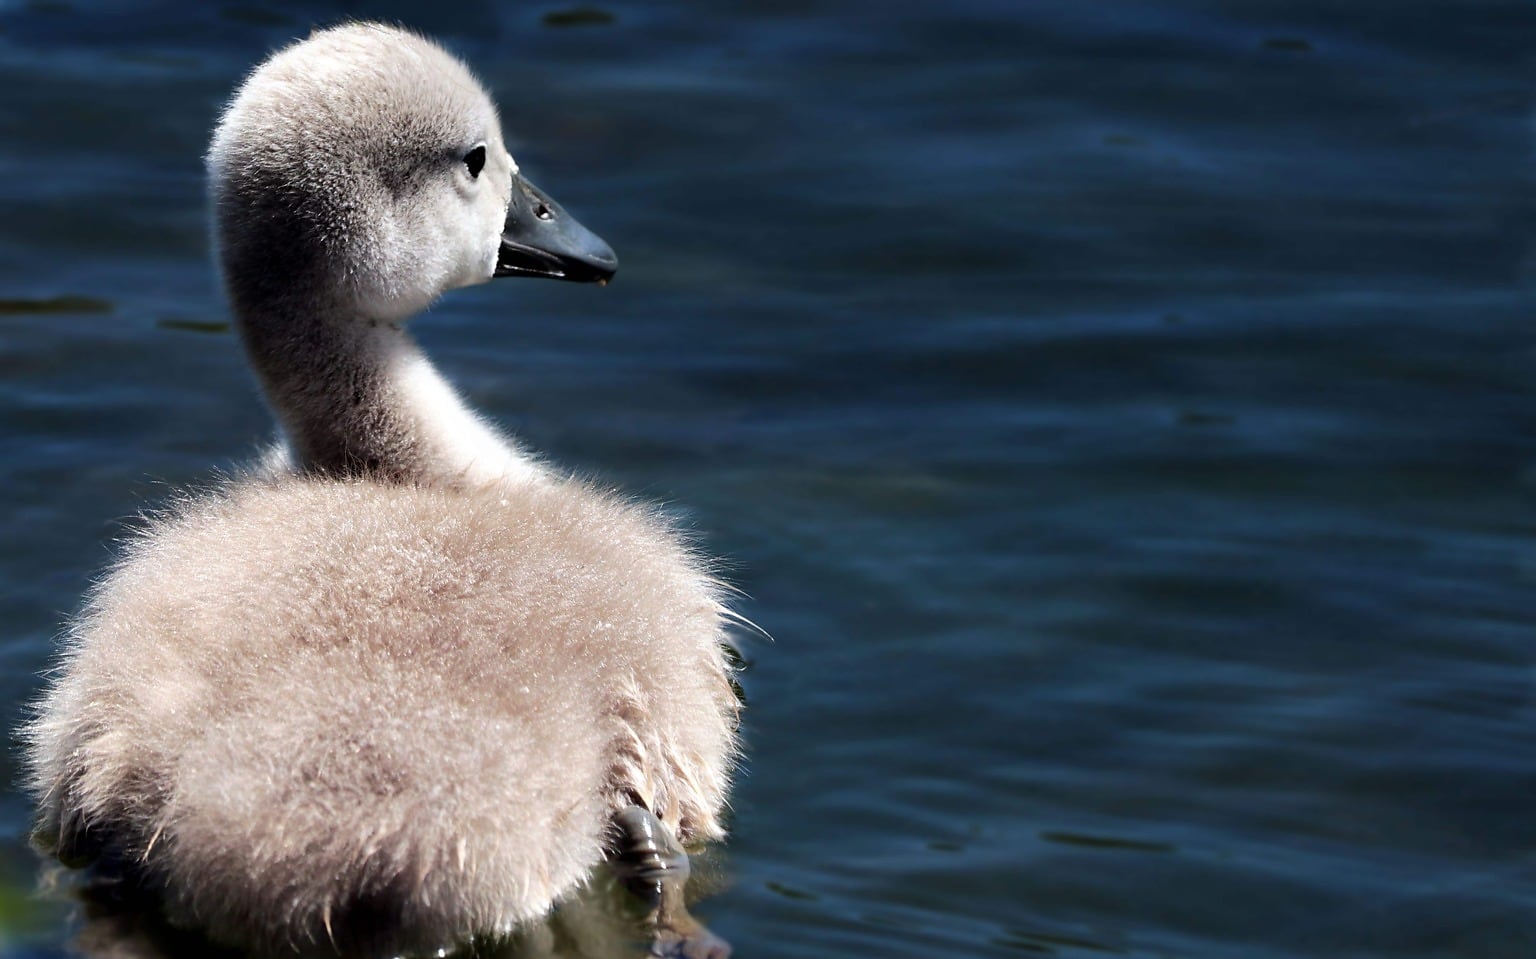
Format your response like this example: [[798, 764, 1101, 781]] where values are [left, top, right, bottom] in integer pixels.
[[2, 1, 1535, 956]]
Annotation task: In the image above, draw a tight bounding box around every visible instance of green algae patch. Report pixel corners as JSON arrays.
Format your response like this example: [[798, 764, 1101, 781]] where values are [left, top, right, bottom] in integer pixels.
[[542, 6, 616, 27], [0, 295, 113, 315]]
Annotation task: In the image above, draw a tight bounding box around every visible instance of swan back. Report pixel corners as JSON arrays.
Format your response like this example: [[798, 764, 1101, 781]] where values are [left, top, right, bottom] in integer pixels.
[[30, 477, 738, 955]]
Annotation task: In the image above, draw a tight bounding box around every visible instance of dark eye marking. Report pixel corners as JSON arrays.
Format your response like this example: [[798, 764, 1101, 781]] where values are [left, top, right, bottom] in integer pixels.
[[464, 145, 486, 178]]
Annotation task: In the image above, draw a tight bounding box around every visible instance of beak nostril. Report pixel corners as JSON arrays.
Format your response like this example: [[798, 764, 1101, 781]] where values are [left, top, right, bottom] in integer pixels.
[[498, 173, 614, 282]]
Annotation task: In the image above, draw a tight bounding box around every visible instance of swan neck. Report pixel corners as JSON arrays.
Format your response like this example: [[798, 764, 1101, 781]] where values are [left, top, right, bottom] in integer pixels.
[[236, 305, 541, 486]]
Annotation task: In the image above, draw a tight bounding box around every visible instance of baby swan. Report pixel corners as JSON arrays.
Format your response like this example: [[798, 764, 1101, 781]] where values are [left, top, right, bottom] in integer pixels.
[[24, 22, 738, 959]]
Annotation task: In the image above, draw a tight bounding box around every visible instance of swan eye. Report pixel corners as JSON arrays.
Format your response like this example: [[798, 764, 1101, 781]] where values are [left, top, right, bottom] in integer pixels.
[[463, 146, 486, 178]]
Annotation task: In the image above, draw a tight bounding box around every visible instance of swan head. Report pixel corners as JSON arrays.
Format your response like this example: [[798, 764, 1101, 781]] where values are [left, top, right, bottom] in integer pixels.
[[208, 23, 616, 324]]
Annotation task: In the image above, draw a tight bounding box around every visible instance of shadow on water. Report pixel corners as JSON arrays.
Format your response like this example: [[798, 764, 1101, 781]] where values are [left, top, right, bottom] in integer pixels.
[[34, 865, 732, 959]]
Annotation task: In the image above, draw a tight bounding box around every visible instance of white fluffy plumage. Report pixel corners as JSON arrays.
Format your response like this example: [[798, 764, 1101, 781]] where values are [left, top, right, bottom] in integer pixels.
[[24, 22, 739, 958]]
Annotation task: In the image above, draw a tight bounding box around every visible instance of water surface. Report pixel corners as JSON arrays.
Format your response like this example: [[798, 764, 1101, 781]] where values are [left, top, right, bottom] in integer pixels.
[[2, 1, 1535, 957]]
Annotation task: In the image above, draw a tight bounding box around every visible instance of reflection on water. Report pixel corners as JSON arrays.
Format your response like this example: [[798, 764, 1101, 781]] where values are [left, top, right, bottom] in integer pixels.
[[50, 869, 680, 959], [2, 1, 1536, 958]]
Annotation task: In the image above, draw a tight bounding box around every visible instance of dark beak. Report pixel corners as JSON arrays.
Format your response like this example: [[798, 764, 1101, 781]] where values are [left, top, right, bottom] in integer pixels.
[[494, 174, 617, 284]]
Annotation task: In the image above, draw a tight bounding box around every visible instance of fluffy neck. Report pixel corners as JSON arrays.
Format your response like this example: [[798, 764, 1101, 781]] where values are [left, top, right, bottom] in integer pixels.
[[237, 304, 546, 488]]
